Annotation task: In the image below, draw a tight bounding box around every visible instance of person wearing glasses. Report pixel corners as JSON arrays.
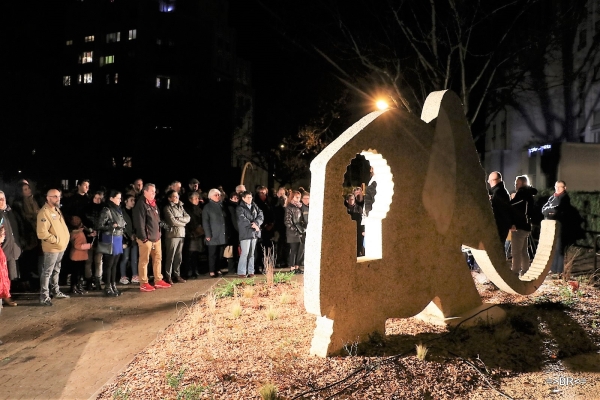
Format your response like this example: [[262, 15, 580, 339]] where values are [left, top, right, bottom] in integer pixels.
[[36, 189, 71, 306], [487, 171, 513, 245]]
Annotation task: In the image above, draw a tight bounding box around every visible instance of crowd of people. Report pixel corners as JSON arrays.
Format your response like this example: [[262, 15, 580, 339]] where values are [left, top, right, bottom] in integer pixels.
[[0, 178, 311, 308], [486, 171, 573, 279]]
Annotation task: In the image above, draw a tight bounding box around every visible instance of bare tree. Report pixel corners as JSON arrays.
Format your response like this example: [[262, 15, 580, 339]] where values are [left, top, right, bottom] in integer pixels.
[[504, 0, 599, 143]]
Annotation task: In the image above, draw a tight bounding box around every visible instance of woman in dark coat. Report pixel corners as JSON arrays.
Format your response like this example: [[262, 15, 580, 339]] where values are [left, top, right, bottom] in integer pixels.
[[225, 192, 240, 274], [202, 189, 229, 277], [284, 190, 306, 274], [236, 191, 264, 277], [97, 190, 126, 297]]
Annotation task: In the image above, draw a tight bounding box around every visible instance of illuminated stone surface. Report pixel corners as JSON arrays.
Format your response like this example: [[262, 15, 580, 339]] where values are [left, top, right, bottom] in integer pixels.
[[305, 90, 558, 357]]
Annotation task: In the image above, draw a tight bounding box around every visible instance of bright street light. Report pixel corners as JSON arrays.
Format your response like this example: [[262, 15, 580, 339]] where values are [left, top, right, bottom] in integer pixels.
[[376, 100, 389, 110]]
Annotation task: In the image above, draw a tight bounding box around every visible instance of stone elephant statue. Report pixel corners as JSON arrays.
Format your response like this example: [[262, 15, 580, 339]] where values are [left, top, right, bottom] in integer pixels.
[[304, 90, 558, 357]]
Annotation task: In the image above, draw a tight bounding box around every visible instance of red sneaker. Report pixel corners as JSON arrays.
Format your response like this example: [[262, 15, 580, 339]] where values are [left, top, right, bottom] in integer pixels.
[[154, 280, 172, 289], [140, 283, 155, 292]]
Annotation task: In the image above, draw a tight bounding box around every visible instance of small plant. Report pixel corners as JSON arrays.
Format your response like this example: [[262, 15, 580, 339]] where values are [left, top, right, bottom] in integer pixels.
[[263, 245, 276, 286], [167, 366, 186, 389], [259, 383, 279, 400], [415, 343, 429, 361], [176, 383, 208, 400], [231, 301, 242, 318], [343, 338, 359, 356], [274, 271, 294, 284], [279, 292, 290, 304], [243, 286, 255, 298], [112, 386, 130, 400], [206, 292, 217, 313], [266, 305, 278, 321], [558, 285, 584, 306], [214, 279, 245, 298]]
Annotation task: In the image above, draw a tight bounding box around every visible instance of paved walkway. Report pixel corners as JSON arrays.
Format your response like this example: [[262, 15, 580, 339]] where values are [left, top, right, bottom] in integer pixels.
[[0, 277, 219, 400]]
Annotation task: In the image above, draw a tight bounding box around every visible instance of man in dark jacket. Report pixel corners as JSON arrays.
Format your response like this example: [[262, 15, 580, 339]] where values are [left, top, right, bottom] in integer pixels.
[[509, 176, 537, 276], [487, 171, 513, 245], [542, 181, 570, 275], [202, 189, 229, 277], [132, 183, 171, 292]]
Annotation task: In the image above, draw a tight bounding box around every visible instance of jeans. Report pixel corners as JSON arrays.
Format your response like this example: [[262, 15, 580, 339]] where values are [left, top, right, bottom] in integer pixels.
[[511, 229, 530, 275], [40, 251, 65, 300], [164, 237, 184, 279], [238, 238, 257, 275], [119, 244, 139, 278]]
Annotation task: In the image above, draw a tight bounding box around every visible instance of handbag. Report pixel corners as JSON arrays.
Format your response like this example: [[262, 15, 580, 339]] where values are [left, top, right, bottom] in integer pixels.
[[97, 230, 114, 255], [223, 245, 233, 259]]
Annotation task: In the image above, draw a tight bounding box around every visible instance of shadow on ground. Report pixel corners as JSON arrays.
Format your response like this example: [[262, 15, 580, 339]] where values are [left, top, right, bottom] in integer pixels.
[[353, 303, 600, 373]]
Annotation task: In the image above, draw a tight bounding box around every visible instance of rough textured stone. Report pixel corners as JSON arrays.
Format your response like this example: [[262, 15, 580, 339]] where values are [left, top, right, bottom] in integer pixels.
[[304, 90, 558, 357]]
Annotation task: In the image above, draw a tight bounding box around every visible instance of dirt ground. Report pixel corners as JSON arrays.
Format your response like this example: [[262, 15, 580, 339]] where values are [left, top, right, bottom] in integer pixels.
[[0, 277, 217, 400], [96, 262, 600, 400]]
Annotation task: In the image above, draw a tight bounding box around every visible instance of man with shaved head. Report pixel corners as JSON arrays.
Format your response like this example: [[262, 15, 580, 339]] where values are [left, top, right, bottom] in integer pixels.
[[37, 189, 71, 306], [487, 171, 514, 245]]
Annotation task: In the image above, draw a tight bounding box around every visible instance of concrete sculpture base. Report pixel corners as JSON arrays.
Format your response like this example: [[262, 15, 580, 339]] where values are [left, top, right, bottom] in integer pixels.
[[305, 90, 558, 357]]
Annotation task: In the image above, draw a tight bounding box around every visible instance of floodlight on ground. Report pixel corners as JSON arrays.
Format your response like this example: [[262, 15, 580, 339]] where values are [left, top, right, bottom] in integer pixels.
[[376, 100, 389, 110]]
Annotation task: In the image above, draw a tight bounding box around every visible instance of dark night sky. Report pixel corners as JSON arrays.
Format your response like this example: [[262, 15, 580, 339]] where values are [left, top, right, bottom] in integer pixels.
[[0, 0, 337, 181], [228, 0, 342, 150]]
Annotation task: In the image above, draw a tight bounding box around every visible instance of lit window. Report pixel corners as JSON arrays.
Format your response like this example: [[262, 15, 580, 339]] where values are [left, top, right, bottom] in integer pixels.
[[83, 73, 92, 84], [156, 39, 162, 45], [63, 76, 71, 86], [159, 0, 176, 12], [156, 76, 171, 89], [106, 32, 121, 43], [66, 40, 73, 46], [84, 35, 94, 42], [114, 73, 118, 84], [100, 55, 115, 66], [78, 74, 82, 84], [81, 51, 93, 63], [129, 29, 137, 40]]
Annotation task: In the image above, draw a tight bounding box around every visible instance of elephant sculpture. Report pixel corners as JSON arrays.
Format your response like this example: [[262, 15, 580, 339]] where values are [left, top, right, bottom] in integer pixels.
[[304, 90, 558, 357]]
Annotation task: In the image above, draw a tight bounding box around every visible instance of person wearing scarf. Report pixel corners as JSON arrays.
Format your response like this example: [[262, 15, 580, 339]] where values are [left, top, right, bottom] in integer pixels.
[[97, 190, 126, 297]]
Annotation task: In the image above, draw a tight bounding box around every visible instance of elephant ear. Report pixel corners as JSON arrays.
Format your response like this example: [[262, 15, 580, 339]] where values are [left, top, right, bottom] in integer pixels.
[[420, 90, 457, 235]]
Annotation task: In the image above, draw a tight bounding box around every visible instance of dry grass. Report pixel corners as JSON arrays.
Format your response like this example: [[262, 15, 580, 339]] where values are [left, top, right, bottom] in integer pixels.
[[98, 273, 600, 400]]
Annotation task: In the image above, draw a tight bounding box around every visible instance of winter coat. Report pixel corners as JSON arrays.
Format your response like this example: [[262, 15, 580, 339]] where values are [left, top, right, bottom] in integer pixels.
[[236, 202, 264, 241], [542, 191, 571, 221], [510, 186, 538, 231], [97, 203, 126, 236], [163, 201, 190, 238], [133, 198, 162, 243], [489, 181, 513, 233], [0, 206, 22, 261], [284, 203, 306, 244], [121, 206, 136, 244], [70, 229, 89, 261], [37, 204, 70, 252], [225, 200, 239, 245], [184, 202, 204, 238], [202, 200, 228, 246]]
